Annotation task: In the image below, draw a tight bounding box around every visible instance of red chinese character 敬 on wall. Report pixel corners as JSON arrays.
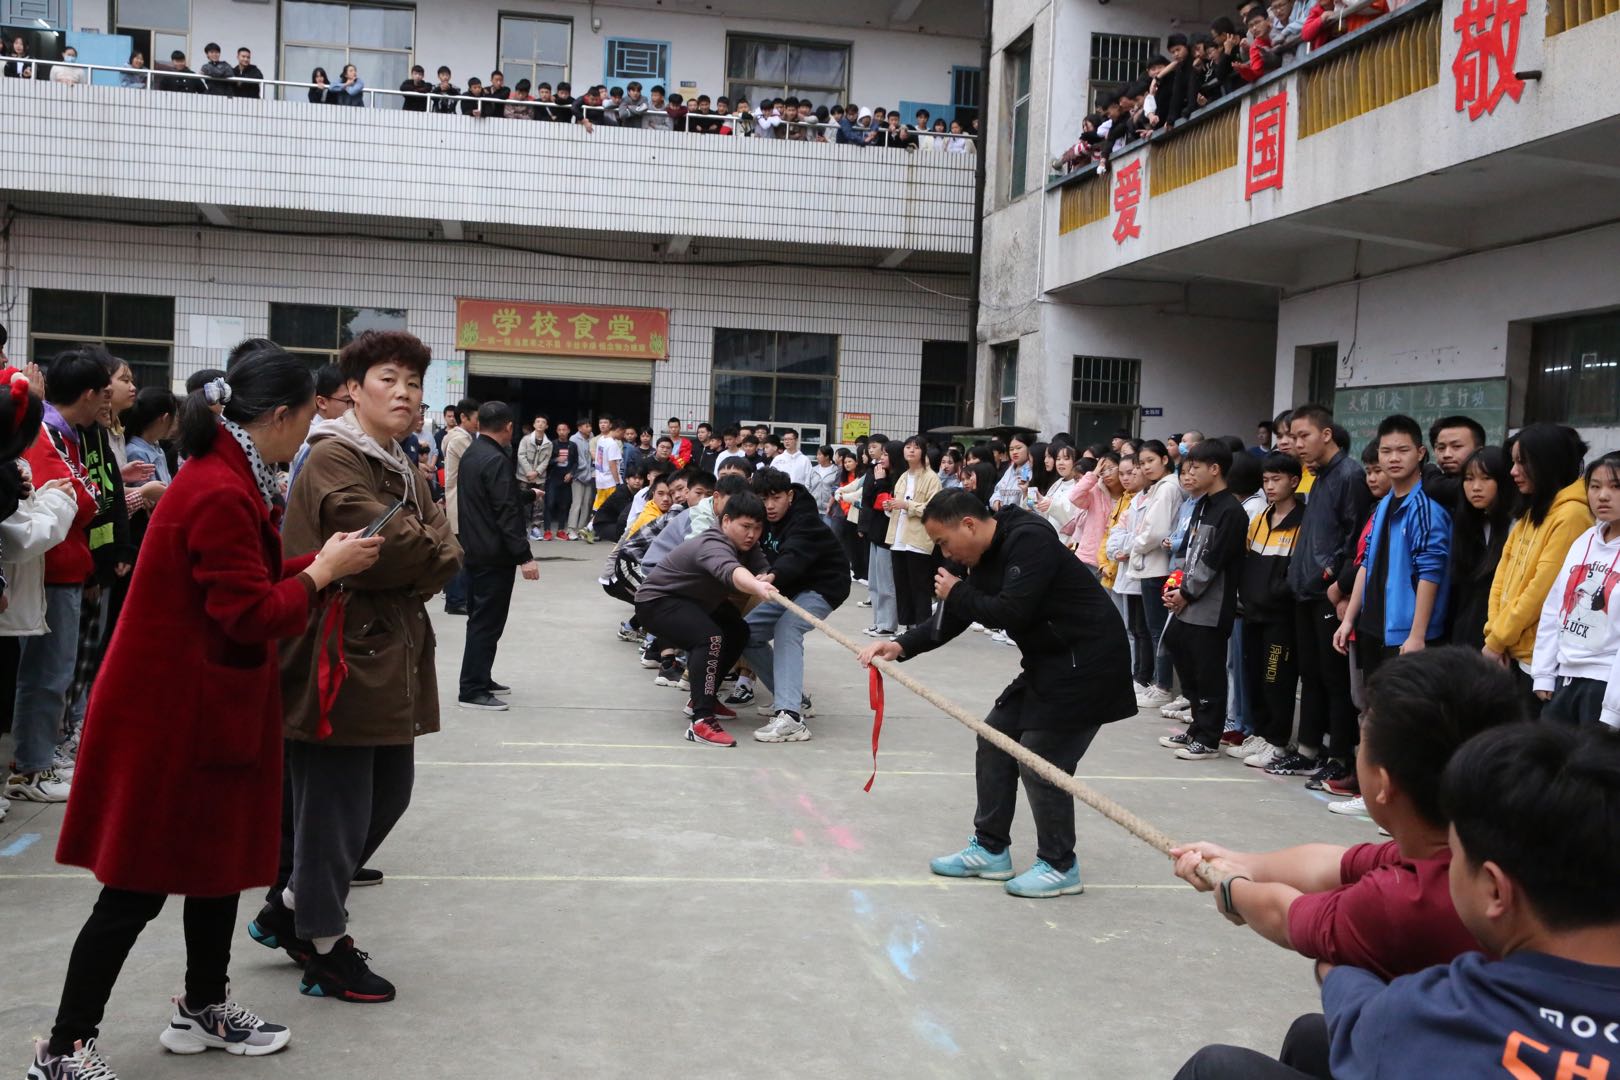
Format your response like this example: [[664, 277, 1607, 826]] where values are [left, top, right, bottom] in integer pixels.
[[1452, 0, 1528, 120], [1245, 90, 1288, 199], [1112, 160, 1143, 244]]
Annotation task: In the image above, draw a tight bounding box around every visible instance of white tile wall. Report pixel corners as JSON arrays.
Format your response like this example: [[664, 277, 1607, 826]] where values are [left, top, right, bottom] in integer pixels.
[[0, 216, 969, 437], [2, 80, 976, 256]]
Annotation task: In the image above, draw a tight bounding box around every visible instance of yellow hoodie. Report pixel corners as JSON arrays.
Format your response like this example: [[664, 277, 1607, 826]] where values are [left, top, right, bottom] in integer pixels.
[[1485, 478, 1593, 663]]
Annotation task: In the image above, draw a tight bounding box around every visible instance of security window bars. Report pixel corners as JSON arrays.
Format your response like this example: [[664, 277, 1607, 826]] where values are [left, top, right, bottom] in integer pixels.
[[712, 329, 838, 434], [605, 38, 667, 83], [1070, 355, 1141, 447], [725, 34, 849, 110], [270, 303, 407, 368], [1088, 32, 1158, 111], [28, 289, 174, 388]]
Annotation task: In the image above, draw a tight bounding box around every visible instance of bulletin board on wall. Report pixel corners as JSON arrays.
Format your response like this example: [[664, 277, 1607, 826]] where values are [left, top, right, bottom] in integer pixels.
[[1333, 378, 1509, 450]]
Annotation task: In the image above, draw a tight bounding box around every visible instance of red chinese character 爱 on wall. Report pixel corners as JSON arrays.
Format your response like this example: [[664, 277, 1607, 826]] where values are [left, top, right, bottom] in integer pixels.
[[1453, 0, 1528, 120], [1245, 90, 1288, 199], [1112, 160, 1143, 245]]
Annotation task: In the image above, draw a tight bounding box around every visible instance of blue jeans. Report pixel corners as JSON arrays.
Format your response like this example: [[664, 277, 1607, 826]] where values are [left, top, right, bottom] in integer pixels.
[[13, 585, 83, 773], [743, 591, 832, 716], [444, 564, 469, 609], [1228, 616, 1249, 732], [1139, 575, 1174, 690], [867, 545, 898, 632]]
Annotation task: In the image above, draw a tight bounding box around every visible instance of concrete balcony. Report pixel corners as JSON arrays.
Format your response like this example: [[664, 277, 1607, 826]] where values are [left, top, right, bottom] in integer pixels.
[[1044, 0, 1620, 300], [0, 78, 975, 269]]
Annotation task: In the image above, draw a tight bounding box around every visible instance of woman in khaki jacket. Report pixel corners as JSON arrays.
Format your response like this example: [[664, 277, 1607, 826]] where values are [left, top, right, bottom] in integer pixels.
[[884, 435, 944, 631], [254, 330, 461, 1005]]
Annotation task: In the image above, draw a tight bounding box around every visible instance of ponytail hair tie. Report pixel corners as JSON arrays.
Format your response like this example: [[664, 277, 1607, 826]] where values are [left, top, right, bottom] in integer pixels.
[[204, 377, 232, 407]]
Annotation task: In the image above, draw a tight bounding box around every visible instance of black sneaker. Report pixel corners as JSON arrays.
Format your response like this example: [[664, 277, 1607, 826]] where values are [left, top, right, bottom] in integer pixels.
[[350, 867, 384, 887], [724, 684, 756, 706], [1265, 752, 1318, 777], [486, 682, 511, 697], [458, 692, 509, 711], [247, 896, 314, 965], [1157, 731, 1192, 749], [443, 603, 468, 616], [300, 936, 396, 1003], [1304, 759, 1351, 791]]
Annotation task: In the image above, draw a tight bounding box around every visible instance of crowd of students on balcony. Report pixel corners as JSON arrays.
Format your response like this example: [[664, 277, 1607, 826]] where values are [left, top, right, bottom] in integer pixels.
[[1056, 0, 1389, 175], [6, 34, 976, 151]]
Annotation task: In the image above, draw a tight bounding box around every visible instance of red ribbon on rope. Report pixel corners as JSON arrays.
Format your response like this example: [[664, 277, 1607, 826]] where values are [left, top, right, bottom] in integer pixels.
[[863, 665, 886, 792], [315, 592, 348, 741]]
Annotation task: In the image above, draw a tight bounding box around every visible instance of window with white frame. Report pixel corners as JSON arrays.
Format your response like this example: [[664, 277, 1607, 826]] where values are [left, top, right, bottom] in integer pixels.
[[1004, 38, 1032, 197], [1088, 33, 1158, 112], [992, 341, 1019, 425], [725, 33, 849, 110], [28, 289, 174, 388], [115, 0, 190, 74], [280, 1, 414, 108], [270, 303, 408, 369], [500, 15, 570, 91]]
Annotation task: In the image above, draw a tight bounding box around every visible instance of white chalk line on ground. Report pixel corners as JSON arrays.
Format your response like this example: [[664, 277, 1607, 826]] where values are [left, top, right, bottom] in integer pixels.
[[498, 741, 941, 757], [0, 869, 1186, 889], [419, 760, 1262, 781]]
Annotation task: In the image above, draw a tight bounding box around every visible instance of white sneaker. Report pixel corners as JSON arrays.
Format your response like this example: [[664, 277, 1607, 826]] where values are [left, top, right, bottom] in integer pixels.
[[1131, 681, 1151, 697], [1160, 696, 1190, 715], [1225, 733, 1268, 760], [989, 629, 1014, 645], [5, 768, 71, 802], [1243, 742, 1285, 769], [756, 696, 815, 718], [970, 623, 987, 633], [753, 711, 812, 743], [51, 749, 77, 777], [1136, 686, 1172, 708], [1168, 708, 1192, 722], [1328, 795, 1368, 817]]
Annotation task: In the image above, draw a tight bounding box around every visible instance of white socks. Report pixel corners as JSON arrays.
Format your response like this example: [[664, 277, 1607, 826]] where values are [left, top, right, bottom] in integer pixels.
[[313, 935, 341, 955]]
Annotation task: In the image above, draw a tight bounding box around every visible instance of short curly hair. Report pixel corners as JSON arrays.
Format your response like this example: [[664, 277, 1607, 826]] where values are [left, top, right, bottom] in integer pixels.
[[338, 329, 431, 383]]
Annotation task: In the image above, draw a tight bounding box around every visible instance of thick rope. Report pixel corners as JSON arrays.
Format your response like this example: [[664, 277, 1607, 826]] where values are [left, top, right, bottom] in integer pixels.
[[768, 589, 1224, 887]]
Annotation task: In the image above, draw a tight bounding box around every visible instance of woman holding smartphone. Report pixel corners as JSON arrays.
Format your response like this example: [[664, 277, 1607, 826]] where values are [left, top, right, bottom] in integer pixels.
[[252, 330, 460, 1005], [34, 349, 382, 1078]]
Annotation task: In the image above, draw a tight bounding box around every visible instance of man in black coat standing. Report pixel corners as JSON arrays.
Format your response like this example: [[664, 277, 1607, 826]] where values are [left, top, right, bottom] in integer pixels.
[[860, 491, 1136, 899], [456, 401, 538, 712]]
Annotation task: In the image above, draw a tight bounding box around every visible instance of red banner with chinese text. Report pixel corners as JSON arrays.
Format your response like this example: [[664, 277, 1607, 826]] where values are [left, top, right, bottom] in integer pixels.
[[455, 299, 670, 360]]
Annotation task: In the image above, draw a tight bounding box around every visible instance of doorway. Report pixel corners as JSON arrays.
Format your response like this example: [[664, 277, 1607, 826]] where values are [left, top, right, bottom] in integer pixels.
[[467, 375, 652, 431]]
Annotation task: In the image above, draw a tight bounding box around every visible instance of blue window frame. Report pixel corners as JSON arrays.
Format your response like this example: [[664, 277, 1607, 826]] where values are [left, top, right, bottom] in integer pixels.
[[604, 37, 668, 84]]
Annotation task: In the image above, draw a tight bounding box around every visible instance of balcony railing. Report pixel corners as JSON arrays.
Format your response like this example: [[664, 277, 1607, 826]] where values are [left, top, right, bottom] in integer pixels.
[[1547, 0, 1619, 33], [1298, 4, 1440, 137]]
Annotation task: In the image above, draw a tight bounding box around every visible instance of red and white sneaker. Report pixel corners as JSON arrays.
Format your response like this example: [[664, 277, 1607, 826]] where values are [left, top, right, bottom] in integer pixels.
[[686, 719, 737, 748], [684, 700, 737, 720], [543, 530, 554, 541]]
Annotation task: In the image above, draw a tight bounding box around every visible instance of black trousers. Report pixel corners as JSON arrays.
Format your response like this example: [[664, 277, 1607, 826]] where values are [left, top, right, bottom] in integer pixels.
[[1294, 596, 1357, 761], [1544, 676, 1608, 729], [543, 481, 573, 531], [460, 563, 516, 698], [635, 595, 749, 717], [1172, 1013, 1332, 1080], [50, 888, 238, 1054], [1242, 617, 1298, 748], [840, 519, 868, 579], [891, 550, 935, 627], [273, 741, 415, 940], [973, 692, 1103, 872], [1165, 620, 1230, 748]]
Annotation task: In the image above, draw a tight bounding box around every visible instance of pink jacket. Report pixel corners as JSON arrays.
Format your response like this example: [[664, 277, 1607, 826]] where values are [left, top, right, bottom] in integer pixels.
[[1060, 470, 1115, 567]]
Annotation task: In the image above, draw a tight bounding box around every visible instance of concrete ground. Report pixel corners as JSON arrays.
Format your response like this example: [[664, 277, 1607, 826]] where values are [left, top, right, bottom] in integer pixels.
[[0, 545, 1380, 1078]]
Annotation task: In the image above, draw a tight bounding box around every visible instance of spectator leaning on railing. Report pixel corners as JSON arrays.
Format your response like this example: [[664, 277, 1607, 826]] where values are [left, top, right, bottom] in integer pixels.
[[234, 47, 264, 97], [199, 42, 234, 94], [400, 64, 431, 112]]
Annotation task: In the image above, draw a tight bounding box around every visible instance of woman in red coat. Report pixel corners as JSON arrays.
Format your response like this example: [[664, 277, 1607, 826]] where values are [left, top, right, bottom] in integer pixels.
[[29, 349, 383, 1080]]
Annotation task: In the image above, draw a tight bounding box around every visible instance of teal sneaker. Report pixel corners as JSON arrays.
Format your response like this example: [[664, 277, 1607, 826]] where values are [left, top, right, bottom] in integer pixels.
[[929, 837, 1015, 880], [1004, 859, 1085, 898]]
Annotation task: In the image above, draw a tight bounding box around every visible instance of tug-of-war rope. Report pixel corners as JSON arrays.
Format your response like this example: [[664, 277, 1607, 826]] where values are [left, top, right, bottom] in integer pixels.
[[767, 589, 1226, 888]]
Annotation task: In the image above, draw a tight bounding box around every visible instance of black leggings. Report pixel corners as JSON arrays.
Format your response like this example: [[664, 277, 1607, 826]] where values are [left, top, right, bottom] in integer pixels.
[[635, 595, 749, 717], [891, 550, 935, 627], [543, 481, 573, 531], [839, 519, 869, 579], [51, 887, 239, 1054]]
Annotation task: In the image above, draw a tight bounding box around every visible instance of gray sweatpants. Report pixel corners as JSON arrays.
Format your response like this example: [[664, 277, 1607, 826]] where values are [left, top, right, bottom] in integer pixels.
[[281, 741, 415, 940]]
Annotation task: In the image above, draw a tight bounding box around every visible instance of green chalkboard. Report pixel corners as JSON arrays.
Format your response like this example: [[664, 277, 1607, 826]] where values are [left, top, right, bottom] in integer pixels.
[[1333, 379, 1509, 452]]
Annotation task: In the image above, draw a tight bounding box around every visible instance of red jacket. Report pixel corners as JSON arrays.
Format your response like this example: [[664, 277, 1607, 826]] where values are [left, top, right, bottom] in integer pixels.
[[57, 428, 318, 895], [22, 422, 98, 585], [1237, 34, 1273, 81]]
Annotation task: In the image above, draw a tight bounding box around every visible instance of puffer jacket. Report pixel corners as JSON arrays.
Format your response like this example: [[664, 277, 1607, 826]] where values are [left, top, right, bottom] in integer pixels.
[[1486, 478, 1593, 664], [279, 413, 462, 745], [0, 483, 79, 635]]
